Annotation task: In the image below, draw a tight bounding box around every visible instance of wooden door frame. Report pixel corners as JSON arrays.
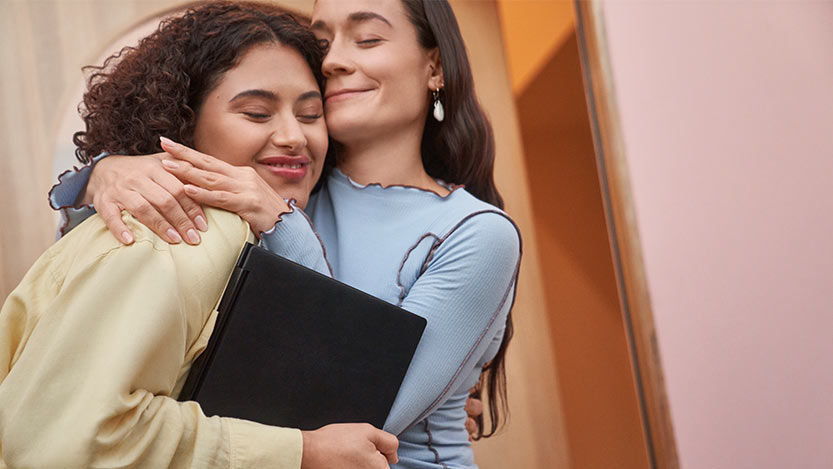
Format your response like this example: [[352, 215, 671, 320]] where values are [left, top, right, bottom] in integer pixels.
[[573, 2, 679, 468]]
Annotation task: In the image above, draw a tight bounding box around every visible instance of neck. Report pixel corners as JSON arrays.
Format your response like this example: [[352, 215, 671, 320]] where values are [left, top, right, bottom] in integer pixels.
[[336, 127, 447, 194]]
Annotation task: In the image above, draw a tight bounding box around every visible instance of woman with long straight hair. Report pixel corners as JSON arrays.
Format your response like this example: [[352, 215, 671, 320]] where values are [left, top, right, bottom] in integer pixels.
[[52, 1, 520, 466]]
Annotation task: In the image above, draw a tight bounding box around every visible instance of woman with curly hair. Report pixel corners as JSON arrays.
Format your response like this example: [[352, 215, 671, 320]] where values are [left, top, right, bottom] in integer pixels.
[[0, 3, 398, 468], [50, 0, 520, 467]]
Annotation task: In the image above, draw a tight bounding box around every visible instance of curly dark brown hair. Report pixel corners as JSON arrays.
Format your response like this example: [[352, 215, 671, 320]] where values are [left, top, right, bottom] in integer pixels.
[[73, 1, 324, 164]]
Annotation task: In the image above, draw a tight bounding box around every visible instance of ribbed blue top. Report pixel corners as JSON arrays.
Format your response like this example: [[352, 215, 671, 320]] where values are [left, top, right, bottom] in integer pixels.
[[265, 168, 521, 468]]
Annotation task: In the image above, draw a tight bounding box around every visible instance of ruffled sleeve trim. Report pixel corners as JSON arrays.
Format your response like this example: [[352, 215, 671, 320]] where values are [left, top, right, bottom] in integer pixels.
[[49, 152, 109, 237], [48, 152, 109, 210], [257, 198, 298, 238], [259, 200, 333, 277]]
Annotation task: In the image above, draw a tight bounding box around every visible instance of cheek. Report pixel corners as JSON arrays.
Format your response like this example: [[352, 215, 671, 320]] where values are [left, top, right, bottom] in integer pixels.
[[372, 54, 430, 111], [198, 118, 265, 165], [306, 123, 329, 174]]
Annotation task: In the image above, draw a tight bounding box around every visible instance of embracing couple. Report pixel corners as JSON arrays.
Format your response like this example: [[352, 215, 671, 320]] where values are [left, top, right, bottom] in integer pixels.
[[0, 1, 521, 468]]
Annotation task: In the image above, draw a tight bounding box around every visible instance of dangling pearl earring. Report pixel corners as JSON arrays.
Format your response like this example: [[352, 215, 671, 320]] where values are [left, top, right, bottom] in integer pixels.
[[432, 87, 445, 122]]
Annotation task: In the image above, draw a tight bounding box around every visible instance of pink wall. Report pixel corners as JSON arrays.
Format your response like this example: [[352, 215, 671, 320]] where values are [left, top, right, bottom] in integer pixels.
[[601, 2, 833, 468]]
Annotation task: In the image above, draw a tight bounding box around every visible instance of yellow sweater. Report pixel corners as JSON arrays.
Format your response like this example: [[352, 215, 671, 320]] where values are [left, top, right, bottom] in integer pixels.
[[0, 208, 301, 468]]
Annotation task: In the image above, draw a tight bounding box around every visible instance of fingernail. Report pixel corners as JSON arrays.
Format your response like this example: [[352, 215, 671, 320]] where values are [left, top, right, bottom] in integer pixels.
[[186, 229, 201, 244], [166, 228, 182, 243], [160, 136, 179, 148], [184, 184, 198, 195], [122, 231, 134, 244], [161, 159, 179, 169], [194, 215, 208, 232]]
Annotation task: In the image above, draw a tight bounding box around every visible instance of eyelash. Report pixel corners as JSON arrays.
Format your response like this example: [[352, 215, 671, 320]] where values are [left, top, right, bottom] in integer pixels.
[[316, 38, 381, 50], [298, 113, 323, 122], [245, 112, 322, 122]]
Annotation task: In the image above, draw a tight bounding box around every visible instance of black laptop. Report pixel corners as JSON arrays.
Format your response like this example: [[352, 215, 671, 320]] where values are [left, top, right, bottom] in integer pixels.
[[179, 242, 427, 430]]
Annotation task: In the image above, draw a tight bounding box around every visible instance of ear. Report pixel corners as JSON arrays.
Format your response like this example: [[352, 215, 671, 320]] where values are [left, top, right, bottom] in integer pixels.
[[427, 47, 444, 91]]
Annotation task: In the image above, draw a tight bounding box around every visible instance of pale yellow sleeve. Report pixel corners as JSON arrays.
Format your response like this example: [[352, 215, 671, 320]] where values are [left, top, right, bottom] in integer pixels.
[[0, 230, 301, 468]]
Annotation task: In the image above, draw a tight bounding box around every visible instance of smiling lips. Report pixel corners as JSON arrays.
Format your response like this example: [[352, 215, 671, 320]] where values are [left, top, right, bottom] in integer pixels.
[[325, 88, 372, 103], [259, 156, 310, 181]]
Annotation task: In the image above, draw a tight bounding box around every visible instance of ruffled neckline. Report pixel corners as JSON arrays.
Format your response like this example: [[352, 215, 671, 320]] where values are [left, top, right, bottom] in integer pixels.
[[330, 167, 465, 200]]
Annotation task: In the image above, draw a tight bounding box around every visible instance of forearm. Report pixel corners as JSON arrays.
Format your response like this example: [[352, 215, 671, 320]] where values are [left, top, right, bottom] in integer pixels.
[[382, 212, 521, 434], [384, 293, 514, 435], [0, 379, 300, 468]]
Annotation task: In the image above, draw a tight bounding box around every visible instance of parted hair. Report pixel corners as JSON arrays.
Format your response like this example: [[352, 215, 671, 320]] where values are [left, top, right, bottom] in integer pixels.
[[73, 1, 324, 164]]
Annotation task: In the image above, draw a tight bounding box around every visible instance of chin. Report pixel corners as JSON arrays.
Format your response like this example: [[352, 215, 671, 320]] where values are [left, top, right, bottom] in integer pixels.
[[326, 114, 378, 144]]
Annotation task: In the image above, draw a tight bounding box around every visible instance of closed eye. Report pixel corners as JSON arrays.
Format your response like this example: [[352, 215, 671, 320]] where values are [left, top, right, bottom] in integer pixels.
[[242, 112, 270, 120], [298, 113, 323, 122]]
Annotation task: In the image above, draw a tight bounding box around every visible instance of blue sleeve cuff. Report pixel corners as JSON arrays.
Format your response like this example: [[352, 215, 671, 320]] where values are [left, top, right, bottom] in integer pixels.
[[48, 152, 110, 210], [260, 201, 332, 277], [56, 206, 97, 239], [50, 152, 108, 238]]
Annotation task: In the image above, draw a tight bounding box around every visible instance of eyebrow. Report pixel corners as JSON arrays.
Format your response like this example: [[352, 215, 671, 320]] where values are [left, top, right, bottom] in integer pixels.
[[297, 90, 323, 102], [230, 89, 322, 104], [311, 11, 393, 31], [229, 89, 279, 103]]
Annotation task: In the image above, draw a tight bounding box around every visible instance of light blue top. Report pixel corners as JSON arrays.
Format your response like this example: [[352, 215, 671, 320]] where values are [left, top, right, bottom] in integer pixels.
[[50, 163, 522, 469]]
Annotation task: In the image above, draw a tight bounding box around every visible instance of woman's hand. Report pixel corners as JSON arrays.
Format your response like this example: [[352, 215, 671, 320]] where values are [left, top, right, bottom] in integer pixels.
[[301, 423, 398, 469], [85, 153, 207, 245], [465, 387, 484, 441], [159, 137, 290, 235]]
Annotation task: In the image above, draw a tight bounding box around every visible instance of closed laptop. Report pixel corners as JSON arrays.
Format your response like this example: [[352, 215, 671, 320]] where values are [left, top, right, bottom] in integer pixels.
[[179, 242, 427, 431]]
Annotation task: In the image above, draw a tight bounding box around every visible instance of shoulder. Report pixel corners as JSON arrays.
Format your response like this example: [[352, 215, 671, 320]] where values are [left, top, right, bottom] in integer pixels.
[[168, 207, 252, 272], [130, 207, 251, 255], [441, 191, 521, 251], [428, 194, 522, 270], [142, 208, 252, 297], [67, 207, 250, 260], [64, 208, 252, 300]]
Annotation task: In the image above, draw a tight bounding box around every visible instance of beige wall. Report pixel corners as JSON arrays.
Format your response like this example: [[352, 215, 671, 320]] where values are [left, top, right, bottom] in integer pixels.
[[0, 0, 186, 303], [0, 1, 567, 467]]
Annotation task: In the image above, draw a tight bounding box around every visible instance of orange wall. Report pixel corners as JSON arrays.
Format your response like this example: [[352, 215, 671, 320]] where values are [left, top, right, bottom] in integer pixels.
[[517, 32, 650, 469], [498, 2, 651, 467], [497, 0, 575, 94]]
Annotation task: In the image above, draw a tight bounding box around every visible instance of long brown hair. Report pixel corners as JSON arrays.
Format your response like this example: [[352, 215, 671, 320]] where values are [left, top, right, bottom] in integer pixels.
[[401, 0, 514, 439], [73, 1, 324, 163]]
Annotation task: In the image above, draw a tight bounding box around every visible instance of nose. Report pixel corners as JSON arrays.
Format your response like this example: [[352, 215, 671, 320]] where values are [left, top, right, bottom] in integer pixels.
[[321, 38, 354, 78], [271, 113, 307, 153]]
